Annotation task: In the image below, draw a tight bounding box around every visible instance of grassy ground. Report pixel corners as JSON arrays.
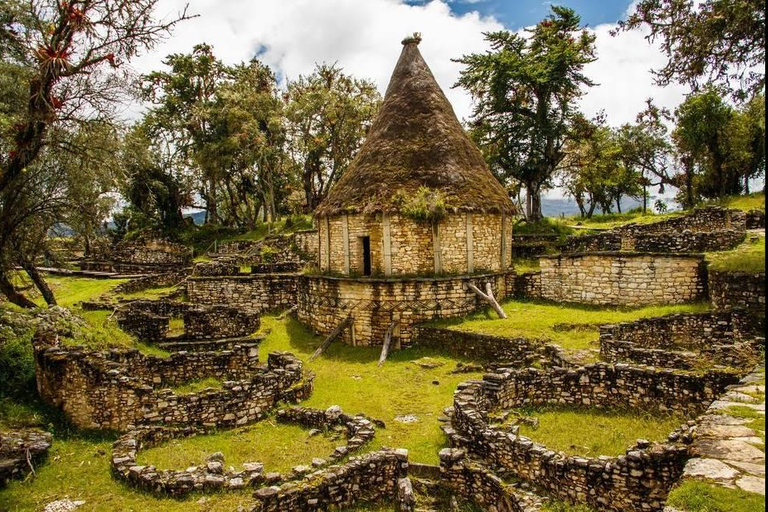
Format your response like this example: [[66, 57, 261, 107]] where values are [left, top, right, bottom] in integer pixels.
[[717, 192, 765, 212], [512, 405, 685, 457], [433, 299, 710, 351], [666, 480, 766, 512], [120, 285, 180, 301], [137, 420, 339, 474], [707, 235, 765, 273], [171, 377, 222, 395]]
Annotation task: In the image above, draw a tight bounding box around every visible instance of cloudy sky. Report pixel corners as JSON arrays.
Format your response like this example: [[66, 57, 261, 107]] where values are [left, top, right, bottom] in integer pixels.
[[131, 0, 691, 128]]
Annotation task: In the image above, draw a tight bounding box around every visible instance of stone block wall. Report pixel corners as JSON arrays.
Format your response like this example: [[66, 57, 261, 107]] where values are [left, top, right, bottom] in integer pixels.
[[0, 430, 52, 485], [188, 274, 299, 313], [194, 261, 241, 277], [447, 364, 741, 511], [539, 253, 707, 306], [183, 305, 260, 340], [293, 229, 319, 263], [505, 271, 542, 299], [412, 327, 541, 365], [251, 449, 409, 512], [112, 271, 189, 295], [112, 240, 193, 267], [746, 209, 765, 229], [297, 273, 510, 347], [35, 337, 310, 431], [562, 232, 622, 253], [709, 271, 766, 312], [617, 207, 746, 236], [631, 230, 745, 253], [318, 212, 511, 277]]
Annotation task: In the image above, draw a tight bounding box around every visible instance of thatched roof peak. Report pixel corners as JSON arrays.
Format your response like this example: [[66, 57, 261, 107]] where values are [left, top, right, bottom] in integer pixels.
[[314, 37, 516, 218]]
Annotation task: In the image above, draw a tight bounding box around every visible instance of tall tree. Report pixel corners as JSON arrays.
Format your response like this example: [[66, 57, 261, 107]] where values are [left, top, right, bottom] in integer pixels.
[[455, 6, 597, 220], [617, 0, 765, 101], [285, 63, 380, 211], [673, 87, 739, 205], [0, 0, 189, 307], [141, 44, 233, 224]]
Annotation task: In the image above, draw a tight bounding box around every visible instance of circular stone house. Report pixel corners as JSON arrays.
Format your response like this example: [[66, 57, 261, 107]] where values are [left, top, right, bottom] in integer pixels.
[[298, 36, 517, 347]]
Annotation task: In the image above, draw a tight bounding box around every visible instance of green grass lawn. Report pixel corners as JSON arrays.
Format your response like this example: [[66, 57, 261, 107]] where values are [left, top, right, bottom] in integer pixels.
[[512, 405, 685, 457], [137, 420, 339, 474], [707, 235, 765, 273], [432, 299, 710, 351], [666, 480, 765, 512], [718, 192, 765, 212], [120, 285, 180, 301]]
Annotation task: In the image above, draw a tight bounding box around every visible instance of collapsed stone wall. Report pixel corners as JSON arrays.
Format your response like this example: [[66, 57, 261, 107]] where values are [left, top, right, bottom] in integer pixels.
[[439, 449, 526, 512], [510, 234, 564, 259], [709, 270, 765, 312], [447, 364, 740, 511], [562, 232, 622, 253], [631, 230, 745, 253], [297, 273, 510, 347], [251, 448, 409, 512], [112, 271, 189, 295], [183, 305, 260, 340], [746, 209, 765, 229], [188, 274, 298, 313], [35, 338, 311, 431], [600, 310, 761, 370], [412, 326, 541, 366], [617, 207, 746, 236], [539, 253, 707, 306], [0, 430, 52, 486]]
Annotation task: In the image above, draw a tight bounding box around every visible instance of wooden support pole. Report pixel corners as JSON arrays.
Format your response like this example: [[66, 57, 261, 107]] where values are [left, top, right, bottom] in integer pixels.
[[342, 214, 351, 275], [432, 222, 442, 274], [467, 281, 507, 319], [466, 213, 474, 274], [378, 320, 398, 367], [310, 315, 353, 361], [383, 214, 392, 276], [323, 216, 331, 272]]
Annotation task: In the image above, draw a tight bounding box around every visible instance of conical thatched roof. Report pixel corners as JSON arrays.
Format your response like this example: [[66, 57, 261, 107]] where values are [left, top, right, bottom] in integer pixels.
[[314, 36, 516, 217]]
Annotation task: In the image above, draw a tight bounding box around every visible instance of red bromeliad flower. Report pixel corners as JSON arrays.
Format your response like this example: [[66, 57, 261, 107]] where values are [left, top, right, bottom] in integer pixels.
[[50, 96, 64, 110], [106, 53, 116, 67]]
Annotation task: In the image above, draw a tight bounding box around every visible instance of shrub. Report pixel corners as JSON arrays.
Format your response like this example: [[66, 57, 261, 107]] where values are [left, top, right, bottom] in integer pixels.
[[395, 187, 448, 224]]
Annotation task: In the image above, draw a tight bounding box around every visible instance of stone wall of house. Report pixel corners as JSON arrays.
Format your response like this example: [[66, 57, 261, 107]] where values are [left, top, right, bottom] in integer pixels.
[[709, 270, 766, 312], [251, 449, 409, 512], [510, 234, 564, 258], [35, 338, 311, 431], [412, 327, 541, 366], [562, 232, 623, 253], [293, 229, 319, 262], [187, 274, 299, 313], [194, 261, 241, 277], [318, 212, 511, 277], [297, 273, 510, 347], [631, 230, 745, 253], [446, 364, 741, 511], [599, 310, 761, 369], [539, 253, 707, 306]]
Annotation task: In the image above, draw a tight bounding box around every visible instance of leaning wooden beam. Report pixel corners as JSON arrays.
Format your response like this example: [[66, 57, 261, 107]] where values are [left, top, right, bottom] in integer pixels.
[[467, 282, 508, 319], [310, 315, 353, 361], [378, 320, 398, 367], [277, 304, 298, 320]]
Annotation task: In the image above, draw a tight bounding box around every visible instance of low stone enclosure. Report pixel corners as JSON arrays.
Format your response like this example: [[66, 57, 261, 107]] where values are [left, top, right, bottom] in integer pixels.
[[209, 230, 319, 270], [600, 309, 764, 369], [709, 270, 766, 312], [111, 405, 377, 497], [116, 299, 261, 346], [34, 334, 313, 431], [446, 363, 742, 511]]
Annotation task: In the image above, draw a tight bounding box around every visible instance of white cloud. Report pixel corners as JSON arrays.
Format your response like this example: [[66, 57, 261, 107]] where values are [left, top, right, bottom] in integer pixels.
[[578, 24, 689, 126], [128, 0, 502, 121]]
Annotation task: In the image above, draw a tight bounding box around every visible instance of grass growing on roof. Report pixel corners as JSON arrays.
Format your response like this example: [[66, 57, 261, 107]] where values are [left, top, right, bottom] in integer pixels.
[[707, 235, 765, 273], [137, 420, 338, 474], [666, 480, 765, 512], [432, 299, 710, 351], [511, 405, 685, 457]]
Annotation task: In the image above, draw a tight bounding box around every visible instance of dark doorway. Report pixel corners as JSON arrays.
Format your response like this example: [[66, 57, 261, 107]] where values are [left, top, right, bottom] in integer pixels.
[[362, 236, 372, 276]]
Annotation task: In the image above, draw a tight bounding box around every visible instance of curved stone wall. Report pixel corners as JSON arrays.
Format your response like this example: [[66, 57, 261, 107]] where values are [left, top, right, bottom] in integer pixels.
[[35, 338, 312, 431], [709, 270, 766, 312], [318, 212, 512, 277], [447, 364, 741, 511]]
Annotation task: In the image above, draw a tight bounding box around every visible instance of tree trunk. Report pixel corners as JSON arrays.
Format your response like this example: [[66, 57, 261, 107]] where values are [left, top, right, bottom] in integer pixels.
[[525, 184, 543, 221], [0, 270, 37, 309], [21, 260, 56, 306], [208, 176, 219, 224], [616, 196, 622, 213]]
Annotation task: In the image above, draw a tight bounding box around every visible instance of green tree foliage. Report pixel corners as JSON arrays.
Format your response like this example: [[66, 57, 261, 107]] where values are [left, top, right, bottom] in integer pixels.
[[141, 43, 232, 224], [0, 0, 189, 307], [285, 63, 381, 212], [454, 6, 597, 221], [615, 100, 675, 213], [617, 0, 765, 101], [560, 114, 642, 218]]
